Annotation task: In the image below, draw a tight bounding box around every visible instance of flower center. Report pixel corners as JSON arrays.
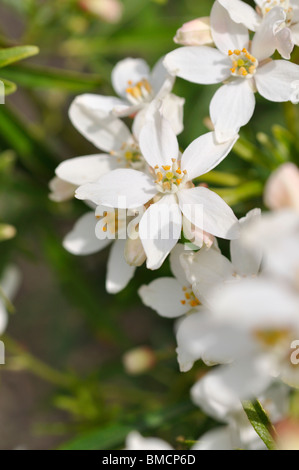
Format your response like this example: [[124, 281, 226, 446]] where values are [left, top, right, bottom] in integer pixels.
[[110, 141, 145, 170], [228, 48, 258, 78], [180, 286, 201, 308], [125, 78, 153, 105], [254, 329, 291, 348], [154, 158, 188, 194], [261, 0, 293, 26]]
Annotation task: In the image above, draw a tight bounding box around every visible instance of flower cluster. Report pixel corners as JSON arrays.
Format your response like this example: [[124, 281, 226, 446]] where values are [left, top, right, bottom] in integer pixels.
[[51, 0, 299, 450]]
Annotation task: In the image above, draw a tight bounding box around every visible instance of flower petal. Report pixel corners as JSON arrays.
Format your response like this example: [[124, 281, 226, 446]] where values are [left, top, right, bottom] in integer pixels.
[[169, 243, 189, 286], [181, 131, 238, 180], [193, 427, 236, 451], [138, 277, 190, 318], [56, 154, 120, 186], [150, 56, 174, 95], [106, 239, 136, 294], [163, 46, 230, 85], [75, 169, 157, 208], [255, 60, 299, 102], [111, 58, 150, 98], [126, 432, 173, 451], [218, 0, 260, 31], [63, 212, 111, 255], [139, 109, 179, 168], [275, 27, 294, 60], [251, 7, 288, 61], [210, 80, 255, 143], [178, 186, 240, 240], [69, 94, 130, 151], [49, 177, 76, 202], [0, 265, 21, 335], [210, 0, 249, 55], [230, 208, 262, 276], [291, 22, 299, 46], [139, 195, 182, 270]]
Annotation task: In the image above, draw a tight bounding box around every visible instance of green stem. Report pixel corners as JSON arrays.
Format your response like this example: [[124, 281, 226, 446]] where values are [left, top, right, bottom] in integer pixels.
[[242, 399, 278, 450], [2, 335, 74, 388]]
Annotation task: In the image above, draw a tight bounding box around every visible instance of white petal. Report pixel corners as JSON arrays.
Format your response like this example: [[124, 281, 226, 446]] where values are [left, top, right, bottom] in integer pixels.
[[111, 58, 150, 98], [163, 46, 230, 85], [178, 187, 240, 240], [230, 208, 262, 276], [160, 93, 185, 136], [69, 94, 130, 151], [139, 195, 182, 270], [63, 212, 111, 255], [210, 0, 249, 55], [193, 427, 236, 451], [212, 278, 299, 330], [56, 154, 120, 186], [106, 239, 136, 294], [251, 7, 288, 61], [255, 60, 299, 102], [191, 358, 273, 417], [49, 177, 76, 202], [126, 432, 173, 451], [275, 27, 294, 60], [139, 110, 179, 168], [180, 247, 235, 308], [210, 80, 255, 143], [218, 0, 260, 31], [181, 131, 238, 180], [75, 169, 157, 208], [138, 277, 190, 318], [291, 22, 299, 46], [169, 243, 189, 286], [150, 56, 173, 95]]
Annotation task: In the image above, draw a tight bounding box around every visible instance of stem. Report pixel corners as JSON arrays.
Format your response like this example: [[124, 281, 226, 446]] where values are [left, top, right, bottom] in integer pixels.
[[242, 399, 278, 450], [2, 335, 74, 388]]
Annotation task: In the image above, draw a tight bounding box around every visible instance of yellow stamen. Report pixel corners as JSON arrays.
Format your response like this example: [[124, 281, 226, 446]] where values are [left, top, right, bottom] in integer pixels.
[[162, 165, 171, 171]]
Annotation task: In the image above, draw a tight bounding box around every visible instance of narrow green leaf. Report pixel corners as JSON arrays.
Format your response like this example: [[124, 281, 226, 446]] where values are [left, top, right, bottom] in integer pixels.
[[60, 401, 193, 450], [0, 64, 104, 92], [0, 46, 39, 68], [242, 400, 278, 450], [0, 78, 17, 96]]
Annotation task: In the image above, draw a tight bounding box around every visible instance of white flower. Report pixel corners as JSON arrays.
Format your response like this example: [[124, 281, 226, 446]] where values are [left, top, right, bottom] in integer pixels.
[[63, 210, 145, 294], [164, 1, 299, 143], [79, 0, 123, 24], [69, 57, 185, 139], [180, 209, 262, 310], [76, 110, 240, 270], [219, 0, 299, 59], [0, 265, 21, 335], [192, 371, 289, 450], [138, 244, 203, 318], [264, 162, 299, 212], [125, 431, 173, 450]]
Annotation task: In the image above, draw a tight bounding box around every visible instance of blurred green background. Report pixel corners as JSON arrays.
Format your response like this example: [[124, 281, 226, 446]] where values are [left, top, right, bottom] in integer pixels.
[[0, 0, 299, 449]]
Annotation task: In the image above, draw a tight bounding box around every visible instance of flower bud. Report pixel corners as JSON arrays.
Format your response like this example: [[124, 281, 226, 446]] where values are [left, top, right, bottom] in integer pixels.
[[264, 163, 299, 212], [49, 176, 76, 202], [124, 237, 146, 267], [174, 18, 214, 47], [122, 346, 156, 375], [79, 0, 123, 24]]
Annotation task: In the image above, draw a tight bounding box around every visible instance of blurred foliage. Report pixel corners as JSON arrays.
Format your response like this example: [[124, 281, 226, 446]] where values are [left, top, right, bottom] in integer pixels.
[[0, 0, 298, 450]]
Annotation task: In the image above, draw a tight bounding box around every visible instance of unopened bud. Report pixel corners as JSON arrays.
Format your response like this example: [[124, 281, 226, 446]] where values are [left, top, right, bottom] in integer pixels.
[[79, 0, 123, 24], [264, 163, 299, 212], [174, 18, 213, 47], [122, 346, 156, 375], [124, 237, 146, 267]]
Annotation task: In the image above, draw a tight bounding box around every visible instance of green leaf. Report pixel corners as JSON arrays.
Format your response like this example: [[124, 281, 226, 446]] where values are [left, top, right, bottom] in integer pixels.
[[60, 401, 194, 450], [0, 64, 104, 92], [0, 46, 39, 68], [242, 400, 278, 450], [0, 78, 17, 96]]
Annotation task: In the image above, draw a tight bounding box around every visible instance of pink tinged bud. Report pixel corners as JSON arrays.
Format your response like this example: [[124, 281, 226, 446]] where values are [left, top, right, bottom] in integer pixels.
[[124, 237, 146, 267], [174, 17, 213, 47], [79, 0, 123, 24], [264, 163, 299, 212], [275, 419, 299, 450], [122, 347, 156, 375]]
